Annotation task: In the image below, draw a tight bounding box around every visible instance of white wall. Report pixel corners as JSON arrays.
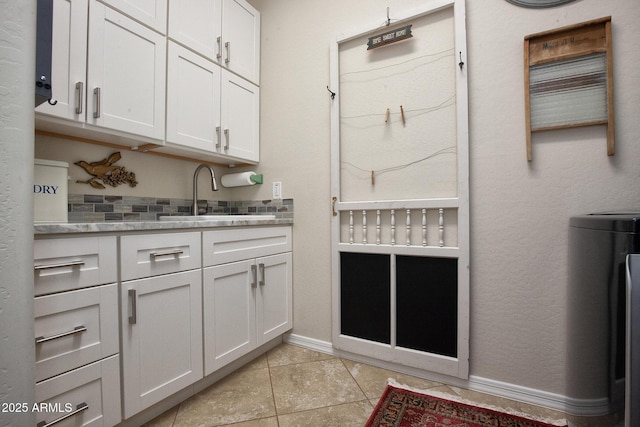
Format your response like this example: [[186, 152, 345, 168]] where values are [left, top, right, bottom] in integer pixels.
[[244, 0, 640, 399], [0, 1, 36, 425]]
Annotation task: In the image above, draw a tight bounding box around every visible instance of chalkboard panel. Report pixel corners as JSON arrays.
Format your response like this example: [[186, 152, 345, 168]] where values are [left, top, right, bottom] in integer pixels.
[[340, 252, 391, 344], [396, 255, 457, 357]]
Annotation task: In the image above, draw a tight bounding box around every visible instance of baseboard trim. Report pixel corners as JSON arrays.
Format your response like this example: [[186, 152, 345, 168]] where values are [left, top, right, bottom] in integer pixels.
[[284, 333, 611, 416]]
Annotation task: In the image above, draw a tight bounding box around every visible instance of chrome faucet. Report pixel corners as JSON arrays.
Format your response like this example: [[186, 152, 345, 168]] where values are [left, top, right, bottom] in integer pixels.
[[192, 164, 219, 215]]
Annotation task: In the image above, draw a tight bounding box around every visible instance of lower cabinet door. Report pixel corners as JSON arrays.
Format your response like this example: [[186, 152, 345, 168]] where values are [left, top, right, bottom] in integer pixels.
[[35, 355, 121, 427], [256, 253, 292, 345], [121, 269, 203, 419], [203, 260, 256, 375]]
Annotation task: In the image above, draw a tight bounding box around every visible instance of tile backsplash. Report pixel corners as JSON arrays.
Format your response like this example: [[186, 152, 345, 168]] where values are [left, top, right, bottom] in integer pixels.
[[68, 194, 293, 222]]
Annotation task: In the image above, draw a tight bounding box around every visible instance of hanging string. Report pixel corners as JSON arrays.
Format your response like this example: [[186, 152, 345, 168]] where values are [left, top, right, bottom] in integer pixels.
[[340, 49, 454, 82], [341, 145, 457, 180], [340, 94, 455, 125]]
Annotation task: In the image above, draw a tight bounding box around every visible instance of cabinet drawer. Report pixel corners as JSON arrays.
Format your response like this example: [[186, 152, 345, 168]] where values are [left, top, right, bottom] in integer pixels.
[[35, 355, 121, 427], [121, 232, 201, 280], [35, 284, 118, 383], [203, 226, 292, 266], [34, 236, 117, 296]]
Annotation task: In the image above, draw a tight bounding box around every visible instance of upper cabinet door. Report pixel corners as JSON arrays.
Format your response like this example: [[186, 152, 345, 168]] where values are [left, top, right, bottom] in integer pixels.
[[221, 0, 260, 84], [166, 42, 222, 152], [87, 2, 166, 141], [168, 0, 222, 60], [221, 70, 259, 162], [35, 0, 88, 122], [100, 0, 167, 34]]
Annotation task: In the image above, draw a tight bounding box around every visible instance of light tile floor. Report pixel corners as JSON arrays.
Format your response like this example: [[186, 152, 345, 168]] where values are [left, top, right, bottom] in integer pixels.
[[144, 343, 621, 427]]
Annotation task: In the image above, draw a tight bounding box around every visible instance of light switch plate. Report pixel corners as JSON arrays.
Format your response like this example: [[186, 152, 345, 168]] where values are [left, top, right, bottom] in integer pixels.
[[272, 182, 282, 199]]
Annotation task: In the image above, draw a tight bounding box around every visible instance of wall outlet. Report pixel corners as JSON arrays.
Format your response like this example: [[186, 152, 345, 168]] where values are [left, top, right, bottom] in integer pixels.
[[272, 182, 282, 199]]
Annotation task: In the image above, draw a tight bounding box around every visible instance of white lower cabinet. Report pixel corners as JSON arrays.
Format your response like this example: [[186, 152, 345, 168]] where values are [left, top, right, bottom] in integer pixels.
[[120, 233, 203, 419], [35, 355, 121, 427], [35, 226, 291, 424], [34, 236, 120, 427], [203, 227, 292, 375]]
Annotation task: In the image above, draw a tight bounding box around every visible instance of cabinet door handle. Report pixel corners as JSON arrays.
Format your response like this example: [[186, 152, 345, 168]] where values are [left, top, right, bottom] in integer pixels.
[[251, 264, 257, 288], [129, 289, 137, 324], [224, 129, 230, 150], [34, 260, 85, 271], [225, 41, 231, 64], [93, 87, 101, 118], [75, 81, 83, 115], [216, 36, 222, 60], [37, 402, 88, 427], [215, 126, 221, 149], [258, 263, 265, 286], [150, 249, 184, 258], [35, 325, 87, 344]]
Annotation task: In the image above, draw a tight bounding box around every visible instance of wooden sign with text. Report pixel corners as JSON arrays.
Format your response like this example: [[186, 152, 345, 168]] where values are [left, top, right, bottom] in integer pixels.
[[367, 25, 413, 50]]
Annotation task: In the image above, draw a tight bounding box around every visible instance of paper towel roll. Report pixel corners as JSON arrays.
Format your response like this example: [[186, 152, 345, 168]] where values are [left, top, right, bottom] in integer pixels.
[[221, 172, 262, 188]]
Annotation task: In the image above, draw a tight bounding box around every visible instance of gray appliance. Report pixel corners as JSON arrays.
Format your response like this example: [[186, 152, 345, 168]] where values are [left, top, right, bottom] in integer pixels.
[[568, 213, 640, 419], [625, 254, 640, 427]]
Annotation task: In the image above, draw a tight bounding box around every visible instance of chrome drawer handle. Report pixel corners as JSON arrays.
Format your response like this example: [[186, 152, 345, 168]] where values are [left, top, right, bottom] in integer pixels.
[[34, 260, 85, 271], [37, 402, 88, 427], [129, 289, 137, 324], [258, 263, 265, 286], [35, 325, 87, 344], [225, 41, 230, 64], [251, 264, 257, 288], [150, 249, 184, 258]]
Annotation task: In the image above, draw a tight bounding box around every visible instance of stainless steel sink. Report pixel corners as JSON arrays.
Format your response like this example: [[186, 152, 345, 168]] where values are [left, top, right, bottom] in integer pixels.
[[159, 214, 276, 221]]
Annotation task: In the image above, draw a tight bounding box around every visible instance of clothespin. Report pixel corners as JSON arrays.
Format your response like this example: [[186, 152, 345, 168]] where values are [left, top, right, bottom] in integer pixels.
[[385, 108, 390, 123], [400, 105, 406, 125]]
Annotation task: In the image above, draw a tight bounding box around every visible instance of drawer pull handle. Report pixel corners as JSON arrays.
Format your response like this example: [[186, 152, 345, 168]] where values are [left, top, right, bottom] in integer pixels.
[[251, 264, 257, 288], [259, 263, 265, 286], [150, 249, 184, 258], [34, 260, 85, 271], [37, 402, 88, 427], [129, 289, 137, 324], [35, 326, 87, 344]]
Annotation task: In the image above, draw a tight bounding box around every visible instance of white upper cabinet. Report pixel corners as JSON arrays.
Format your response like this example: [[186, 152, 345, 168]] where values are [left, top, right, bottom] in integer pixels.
[[169, 0, 260, 84], [100, 0, 167, 34], [166, 42, 221, 152], [36, 0, 166, 143], [168, 0, 222, 61], [87, 2, 166, 140], [221, 70, 259, 162], [35, 0, 88, 122], [221, 0, 260, 84]]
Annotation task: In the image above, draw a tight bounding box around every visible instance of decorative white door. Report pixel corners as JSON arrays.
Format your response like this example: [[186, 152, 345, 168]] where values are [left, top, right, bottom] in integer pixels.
[[330, 0, 470, 379]]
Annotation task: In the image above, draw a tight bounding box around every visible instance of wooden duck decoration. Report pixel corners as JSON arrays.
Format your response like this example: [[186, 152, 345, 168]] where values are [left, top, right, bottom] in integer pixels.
[[75, 151, 138, 189]]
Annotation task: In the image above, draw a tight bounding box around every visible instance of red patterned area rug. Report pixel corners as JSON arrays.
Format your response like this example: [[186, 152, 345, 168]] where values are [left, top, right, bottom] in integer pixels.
[[365, 384, 568, 427]]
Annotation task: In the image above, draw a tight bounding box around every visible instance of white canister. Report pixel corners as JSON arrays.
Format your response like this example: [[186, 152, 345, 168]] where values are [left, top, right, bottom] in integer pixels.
[[34, 159, 69, 223]]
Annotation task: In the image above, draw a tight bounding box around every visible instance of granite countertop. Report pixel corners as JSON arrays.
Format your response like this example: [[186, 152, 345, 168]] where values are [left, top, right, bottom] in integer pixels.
[[34, 217, 294, 235]]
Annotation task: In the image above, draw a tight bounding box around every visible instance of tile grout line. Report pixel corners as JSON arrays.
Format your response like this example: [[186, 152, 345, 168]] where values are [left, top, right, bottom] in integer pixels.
[[339, 357, 373, 405], [266, 348, 281, 427]]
